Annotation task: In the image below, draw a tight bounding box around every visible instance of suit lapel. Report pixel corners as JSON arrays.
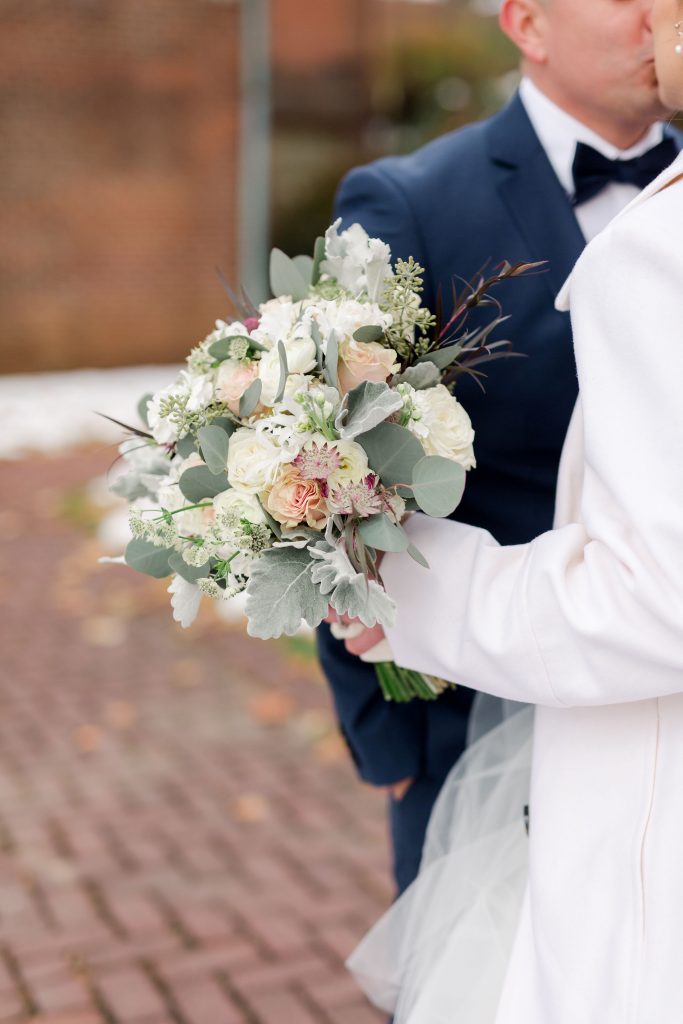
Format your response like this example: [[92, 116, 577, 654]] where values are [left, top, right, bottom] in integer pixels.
[[485, 94, 585, 301]]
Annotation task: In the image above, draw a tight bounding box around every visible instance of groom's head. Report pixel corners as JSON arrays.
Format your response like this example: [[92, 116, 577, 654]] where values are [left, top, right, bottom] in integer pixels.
[[499, 0, 670, 146]]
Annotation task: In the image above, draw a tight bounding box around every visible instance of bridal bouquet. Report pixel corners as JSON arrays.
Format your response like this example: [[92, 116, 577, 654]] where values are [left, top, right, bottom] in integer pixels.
[[106, 220, 533, 701]]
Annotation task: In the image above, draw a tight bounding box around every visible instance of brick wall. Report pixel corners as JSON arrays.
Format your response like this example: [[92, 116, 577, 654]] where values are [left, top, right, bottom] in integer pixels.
[[0, 0, 239, 373]]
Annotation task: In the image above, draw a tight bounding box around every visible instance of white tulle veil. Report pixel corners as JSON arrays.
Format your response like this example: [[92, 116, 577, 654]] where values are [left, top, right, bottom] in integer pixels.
[[347, 698, 534, 1024]]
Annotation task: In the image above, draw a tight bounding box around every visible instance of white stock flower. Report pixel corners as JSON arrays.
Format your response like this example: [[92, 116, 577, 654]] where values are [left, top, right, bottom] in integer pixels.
[[205, 319, 250, 345], [227, 427, 283, 494], [311, 298, 392, 347], [147, 383, 181, 445], [251, 298, 301, 351], [321, 220, 393, 301], [408, 384, 476, 469]]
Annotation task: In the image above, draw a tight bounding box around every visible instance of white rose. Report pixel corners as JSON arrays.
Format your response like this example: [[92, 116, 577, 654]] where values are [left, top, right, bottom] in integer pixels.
[[258, 336, 317, 407], [213, 488, 267, 525], [227, 428, 283, 494], [409, 384, 476, 469]]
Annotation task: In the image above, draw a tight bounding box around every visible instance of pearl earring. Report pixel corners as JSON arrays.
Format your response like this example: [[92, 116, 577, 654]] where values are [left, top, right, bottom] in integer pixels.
[[676, 22, 683, 56]]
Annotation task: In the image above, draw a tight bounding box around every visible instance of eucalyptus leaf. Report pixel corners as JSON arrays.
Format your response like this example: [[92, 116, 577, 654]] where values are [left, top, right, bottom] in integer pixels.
[[358, 513, 410, 553], [179, 465, 230, 502], [211, 416, 235, 436], [357, 421, 425, 495], [208, 338, 232, 361], [137, 393, 154, 427], [269, 248, 309, 301], [197, 425, 230, 475], [168, 551, 212, 583], [293, 254, 314, 286], [311, 236, 326, 285], [239, 378, 263, 418], [353, 325, 385, 344], [244, 547, 328, 639], [407, 541, 430, 569], [176, 434, 198, 458], [339, 381, 403, 440], [412, 455, 466, 518], [274, 340, 289, 404], [311, 320, 324, 370], [398, 362, 441, 390], [324, 331, 340, 391], [416, 344, 463, 370], [125, 539, 174, 579]]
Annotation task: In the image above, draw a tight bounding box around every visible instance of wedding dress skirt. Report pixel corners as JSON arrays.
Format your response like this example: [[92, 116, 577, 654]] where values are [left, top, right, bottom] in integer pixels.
[[348, 704, 533, 1024]]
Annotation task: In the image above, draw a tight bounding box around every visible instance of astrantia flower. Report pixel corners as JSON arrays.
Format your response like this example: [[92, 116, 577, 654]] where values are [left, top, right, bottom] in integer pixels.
[[327, 474, 385, 518], [293, 441, 342, 481]]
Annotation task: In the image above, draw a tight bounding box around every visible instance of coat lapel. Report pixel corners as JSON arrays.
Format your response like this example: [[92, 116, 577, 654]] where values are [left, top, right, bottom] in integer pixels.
[[485, 94, 585, 302]]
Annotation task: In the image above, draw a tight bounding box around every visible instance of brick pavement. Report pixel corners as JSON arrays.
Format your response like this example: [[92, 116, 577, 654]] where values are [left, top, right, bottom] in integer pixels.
[[0, 452, 392, 1023]]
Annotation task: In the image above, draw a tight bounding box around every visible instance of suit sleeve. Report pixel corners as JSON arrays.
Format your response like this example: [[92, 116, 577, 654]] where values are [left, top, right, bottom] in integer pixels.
[[315, 163, 431, 786], [382, 196, 683, 709]]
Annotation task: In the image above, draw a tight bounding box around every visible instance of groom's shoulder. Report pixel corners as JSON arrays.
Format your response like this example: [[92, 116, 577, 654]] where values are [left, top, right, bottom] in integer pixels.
[[347, 115, 494, 202]]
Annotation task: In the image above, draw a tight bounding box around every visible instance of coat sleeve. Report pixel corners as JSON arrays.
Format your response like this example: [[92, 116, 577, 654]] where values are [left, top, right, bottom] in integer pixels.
[[382, 192, 683, 709], [314, 162, 431, 786]]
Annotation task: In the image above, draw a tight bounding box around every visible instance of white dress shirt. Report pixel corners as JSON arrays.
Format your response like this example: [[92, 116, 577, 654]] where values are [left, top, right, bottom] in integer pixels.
[[519, 77, 664, 241]]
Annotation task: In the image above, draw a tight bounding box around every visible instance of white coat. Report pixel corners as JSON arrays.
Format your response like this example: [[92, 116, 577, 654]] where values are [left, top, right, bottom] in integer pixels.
[[381, 152, 683, 1023]]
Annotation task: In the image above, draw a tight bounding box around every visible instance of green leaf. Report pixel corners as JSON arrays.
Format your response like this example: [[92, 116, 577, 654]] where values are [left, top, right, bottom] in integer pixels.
[[311, 236, 326, 285], [197, 425, 230, 475], [179, 465, 230, 502], [137, 393, 154, 427], [353, 325, 385, 344], [339, 381, 403, 440], [293, 254, 314, 286], [407, 541, 430, 569], [357, 421, 425, 495], [398, 362, 441, 390], [412, 455, 466, 517], [359, 513, 410, 553], [324, 331, 339, 391], [269, 248, 309, 301], [239, 378, 263, 418], [176, 434, 198, 458], [168, 551, 212, 583], [274, 340, 289, 405], [125, 539, 174, 578], [416, 344, 463, 370], [244, 547, 328, 639]]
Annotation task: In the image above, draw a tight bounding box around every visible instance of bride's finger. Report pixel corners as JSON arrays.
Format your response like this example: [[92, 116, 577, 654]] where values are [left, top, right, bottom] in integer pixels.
[[345, 623, 386, 657]]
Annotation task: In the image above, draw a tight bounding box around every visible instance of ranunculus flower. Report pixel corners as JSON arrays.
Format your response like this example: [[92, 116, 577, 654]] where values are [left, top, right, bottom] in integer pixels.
[[215, 359, 259, 414], [337, 339, 400, 395], [265, 466, 327, 530], [227, 428, 282, 494], [213, 488, 267, 525], [408, 384, 476, 469], [259, 336, 317, 407]]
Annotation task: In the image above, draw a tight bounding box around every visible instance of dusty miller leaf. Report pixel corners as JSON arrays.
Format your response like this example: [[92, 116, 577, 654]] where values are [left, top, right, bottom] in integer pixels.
[[244, 547, 328, 639], [339, 381, 403, 440]]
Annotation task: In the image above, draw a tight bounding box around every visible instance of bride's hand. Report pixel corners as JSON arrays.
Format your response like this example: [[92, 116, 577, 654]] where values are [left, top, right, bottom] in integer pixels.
[[324, 608, 386, 657]]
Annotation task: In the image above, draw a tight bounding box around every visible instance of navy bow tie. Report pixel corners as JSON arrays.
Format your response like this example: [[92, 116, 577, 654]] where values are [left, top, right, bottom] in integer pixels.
[[571, 137, 678, 206]]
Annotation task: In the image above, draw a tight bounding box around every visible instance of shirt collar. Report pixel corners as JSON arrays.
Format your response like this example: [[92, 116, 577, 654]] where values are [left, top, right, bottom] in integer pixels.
[[519, 77, 665, 197]]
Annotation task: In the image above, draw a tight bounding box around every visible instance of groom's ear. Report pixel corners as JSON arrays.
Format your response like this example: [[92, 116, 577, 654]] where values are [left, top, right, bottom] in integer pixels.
[[499, 0, 550, 66]]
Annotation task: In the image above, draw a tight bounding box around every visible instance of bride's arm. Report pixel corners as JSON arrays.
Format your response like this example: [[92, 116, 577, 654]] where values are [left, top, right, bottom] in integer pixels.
[[381, 196, 683, 709]]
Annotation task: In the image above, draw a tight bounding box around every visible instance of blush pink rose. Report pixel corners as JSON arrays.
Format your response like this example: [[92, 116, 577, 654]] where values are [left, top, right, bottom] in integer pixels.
[[337, 339, 400, 395], [265, 466, 328, 530], [215, 360, 259, 414]]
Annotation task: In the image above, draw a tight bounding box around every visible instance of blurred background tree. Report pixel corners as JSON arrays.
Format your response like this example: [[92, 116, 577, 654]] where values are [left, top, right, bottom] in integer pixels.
[[0, 0, 518, 374]]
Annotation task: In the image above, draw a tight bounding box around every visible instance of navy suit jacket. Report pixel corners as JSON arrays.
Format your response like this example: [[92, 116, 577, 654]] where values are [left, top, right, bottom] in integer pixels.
[[318, 94, 680, 793]]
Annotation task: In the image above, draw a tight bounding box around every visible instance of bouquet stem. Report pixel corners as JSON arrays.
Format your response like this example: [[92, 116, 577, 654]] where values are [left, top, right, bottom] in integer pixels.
[[374, 662, 452, 703]]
